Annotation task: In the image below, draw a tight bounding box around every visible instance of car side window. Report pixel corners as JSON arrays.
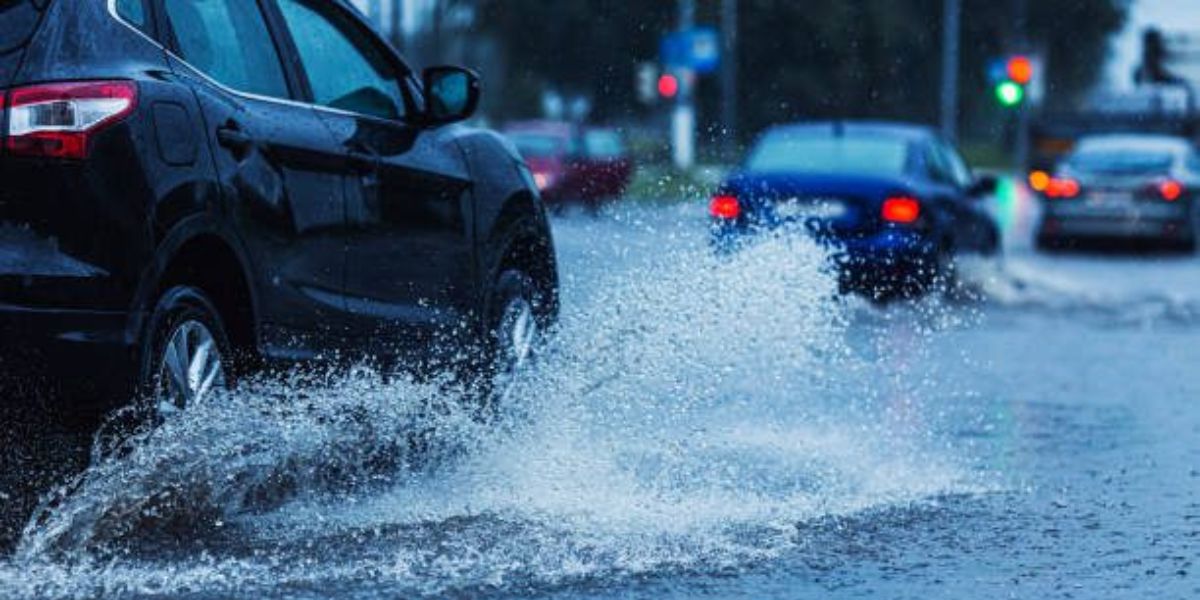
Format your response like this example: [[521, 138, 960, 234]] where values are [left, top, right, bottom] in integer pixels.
[[923, 144, 953, 185], [1186, 150, 1200, 174], [114, 0, 150, 33], [942, 143, 974, 189], [162, 0, 291, 100], [275, 0, 407, 121], [926, 140, 973, 190]]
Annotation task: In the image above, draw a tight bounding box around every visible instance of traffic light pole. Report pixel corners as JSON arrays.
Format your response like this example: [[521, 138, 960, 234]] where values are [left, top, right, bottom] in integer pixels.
[[940, 0, 961, 141], [390, 0, 403, 51], [1014, 0, 1030, 174], [721, 0, 739, 158], [672, 0, 697, 171]]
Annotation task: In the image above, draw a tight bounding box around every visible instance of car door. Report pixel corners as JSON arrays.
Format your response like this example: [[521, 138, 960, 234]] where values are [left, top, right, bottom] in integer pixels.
[[269, 0, 477, 354], [158, 0, 352, 358]]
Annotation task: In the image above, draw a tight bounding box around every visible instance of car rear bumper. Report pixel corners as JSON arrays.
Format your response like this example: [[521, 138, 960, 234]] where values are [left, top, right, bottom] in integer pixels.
[[0, 303, 136, 419], [1041, 199, 1194, 239], [712, 221, 941, 276], [1038, 214, 1195, 242], [840, 228, 939, 260], [713, 221, 938, 255]]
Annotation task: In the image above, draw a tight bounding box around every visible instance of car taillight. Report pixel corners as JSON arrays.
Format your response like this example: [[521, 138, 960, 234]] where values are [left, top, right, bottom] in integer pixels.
[[710, 194, 740, 220], [1044, 177, 1080, 199], [881, 196, 920, 223], [6, 81, 137, 160], [1158, 179, 1184, 202]]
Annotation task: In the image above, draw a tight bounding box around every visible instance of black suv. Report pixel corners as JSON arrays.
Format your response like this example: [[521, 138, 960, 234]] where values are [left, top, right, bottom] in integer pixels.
[[0, 0, 559, 426]]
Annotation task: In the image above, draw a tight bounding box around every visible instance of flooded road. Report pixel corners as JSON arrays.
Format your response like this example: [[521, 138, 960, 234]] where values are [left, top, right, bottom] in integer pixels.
[[1, 193, 1198, 599]]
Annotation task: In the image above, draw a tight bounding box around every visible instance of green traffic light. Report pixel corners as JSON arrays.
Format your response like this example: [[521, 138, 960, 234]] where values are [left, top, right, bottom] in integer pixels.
[[995, 81, 1025, 107]]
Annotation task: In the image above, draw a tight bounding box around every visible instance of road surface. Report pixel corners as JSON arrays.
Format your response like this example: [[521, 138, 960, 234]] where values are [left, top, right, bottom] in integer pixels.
[[0, 186, 1197, 599]]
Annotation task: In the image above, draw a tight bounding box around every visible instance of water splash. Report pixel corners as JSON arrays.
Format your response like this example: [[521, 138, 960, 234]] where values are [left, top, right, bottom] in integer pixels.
[[2, 216, 980, 598]]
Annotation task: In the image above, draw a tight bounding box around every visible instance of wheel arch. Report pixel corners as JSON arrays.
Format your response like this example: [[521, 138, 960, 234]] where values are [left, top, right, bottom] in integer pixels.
[[486, 191, 560, 327], [133, 220, 261, 369]]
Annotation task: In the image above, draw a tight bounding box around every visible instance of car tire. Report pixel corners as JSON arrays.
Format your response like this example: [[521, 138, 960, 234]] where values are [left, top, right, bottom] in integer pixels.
[[478, 269, 541, 419], [1035, 234, 1060, 253], [1177, 234, 1197, 254], [982, 224, 1002, 257], [93, 286, 232, 460]]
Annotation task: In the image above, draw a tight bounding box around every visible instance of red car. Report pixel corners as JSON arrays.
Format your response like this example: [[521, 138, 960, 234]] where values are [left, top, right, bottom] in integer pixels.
[[504, 122, 635, 210]]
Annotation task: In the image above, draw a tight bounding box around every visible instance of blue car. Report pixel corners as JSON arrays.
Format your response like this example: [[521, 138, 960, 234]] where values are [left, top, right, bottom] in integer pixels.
[[710, 122, 1000, 297]]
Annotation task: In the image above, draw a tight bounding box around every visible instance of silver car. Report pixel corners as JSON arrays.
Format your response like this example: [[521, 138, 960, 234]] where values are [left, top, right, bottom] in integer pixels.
[[1035, 134, 1200, 252]]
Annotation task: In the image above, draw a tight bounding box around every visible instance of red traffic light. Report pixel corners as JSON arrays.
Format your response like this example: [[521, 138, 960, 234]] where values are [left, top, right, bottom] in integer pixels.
[[657, 74, 680, 99], [1006, 56, 1034, 86]]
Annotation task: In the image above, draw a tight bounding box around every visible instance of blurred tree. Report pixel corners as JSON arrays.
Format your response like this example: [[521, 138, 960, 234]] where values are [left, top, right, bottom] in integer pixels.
[[473, 0, 674, 121], [471, 0, 1125, 146]]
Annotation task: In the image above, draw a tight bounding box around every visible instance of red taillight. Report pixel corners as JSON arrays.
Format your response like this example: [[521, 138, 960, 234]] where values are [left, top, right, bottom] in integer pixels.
[[710, 194, 740, 220], [881, 196, 920, 223], [1045, 177, 1080, 199], [1159, 179, 1184, 202], [5, 81, 137, 160]]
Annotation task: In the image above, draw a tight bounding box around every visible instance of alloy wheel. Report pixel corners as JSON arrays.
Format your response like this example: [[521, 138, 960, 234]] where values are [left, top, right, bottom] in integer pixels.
[[155, 319, 225, 417], [492, 296, 537, 402]]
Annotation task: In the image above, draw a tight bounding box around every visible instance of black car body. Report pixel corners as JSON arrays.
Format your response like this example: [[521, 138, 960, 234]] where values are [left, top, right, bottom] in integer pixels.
[[710, 122, 999, 296], [1035, 134, 1200, 252], [0, 0, 558, 424]]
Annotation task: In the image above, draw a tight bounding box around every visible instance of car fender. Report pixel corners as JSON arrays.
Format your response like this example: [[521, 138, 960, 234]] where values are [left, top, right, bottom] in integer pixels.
[[480, 200, 559, 325], [451, 129, 557, 315], [127, 216, 260, 348]]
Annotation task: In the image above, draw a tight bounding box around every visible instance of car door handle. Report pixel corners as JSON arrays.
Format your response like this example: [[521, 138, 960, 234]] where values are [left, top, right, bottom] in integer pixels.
[[217, 124, 253, 152]]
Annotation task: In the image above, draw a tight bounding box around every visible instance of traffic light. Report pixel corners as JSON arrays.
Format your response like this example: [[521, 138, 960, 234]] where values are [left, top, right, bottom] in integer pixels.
[[658, 73, 680, 99], [995, 81, 1025, 107], [990, 55, 1034, 109], [1006, 56, 1034, 86]]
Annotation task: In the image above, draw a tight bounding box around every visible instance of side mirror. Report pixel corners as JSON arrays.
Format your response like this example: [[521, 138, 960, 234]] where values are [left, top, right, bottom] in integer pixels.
[[422, 66, 480, 125], [969, 174, 999, 197]]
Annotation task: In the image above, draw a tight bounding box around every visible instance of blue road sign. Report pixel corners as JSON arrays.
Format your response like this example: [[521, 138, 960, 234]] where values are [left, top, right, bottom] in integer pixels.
[[661, 28, 721, 74]]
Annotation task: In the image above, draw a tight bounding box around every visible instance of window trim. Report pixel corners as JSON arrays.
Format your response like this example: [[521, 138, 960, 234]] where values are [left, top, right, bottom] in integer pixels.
[[263, 0, 419, 125], [932, 138, 974, 190], [113, 0, 157, 39], [920, 142, 952, 186], [155, 0, 300, 102], [920, 139, 970, 190], [104, 0, 417, 123]]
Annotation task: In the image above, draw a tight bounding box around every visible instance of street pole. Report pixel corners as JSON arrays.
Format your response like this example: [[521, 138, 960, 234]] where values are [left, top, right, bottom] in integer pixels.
[[368, 0, 382, 33], [431, 0, 444, 64], [721, 0, 739, 158], [390, 0, 403, 51], [940, 0, 961, 142], [672, 0, 697, 171], [1015, 0, 1030, 174]]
